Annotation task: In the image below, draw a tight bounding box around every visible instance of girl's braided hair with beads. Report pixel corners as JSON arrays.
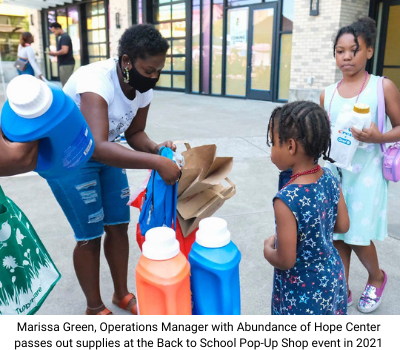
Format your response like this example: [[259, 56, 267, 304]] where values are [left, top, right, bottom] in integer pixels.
[[267, 101, 335, 163], [333, 17, 377, 57]]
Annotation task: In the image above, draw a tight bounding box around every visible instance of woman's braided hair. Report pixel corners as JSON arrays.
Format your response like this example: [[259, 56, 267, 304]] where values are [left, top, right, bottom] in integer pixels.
[[333, 17, 377, 57], [267, 101, 335, 163]]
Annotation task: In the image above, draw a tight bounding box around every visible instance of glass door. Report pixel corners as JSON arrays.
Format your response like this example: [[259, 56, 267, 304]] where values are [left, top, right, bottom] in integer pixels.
[[225, 6, 249, 97], [382, 1, 400, 90], [246, 3, 277, 100], [225, 2, 277, 100]]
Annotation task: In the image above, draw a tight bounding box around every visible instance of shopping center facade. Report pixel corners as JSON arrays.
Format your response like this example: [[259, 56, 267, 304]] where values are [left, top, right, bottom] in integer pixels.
[[3, 0, 399, 102]]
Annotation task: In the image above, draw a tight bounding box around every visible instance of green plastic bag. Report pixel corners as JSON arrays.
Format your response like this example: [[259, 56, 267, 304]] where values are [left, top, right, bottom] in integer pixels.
[[0, 186, 61, 315]]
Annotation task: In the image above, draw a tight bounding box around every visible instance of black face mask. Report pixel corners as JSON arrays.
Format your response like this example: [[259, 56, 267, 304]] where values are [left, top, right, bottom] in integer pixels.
[[119, 57, 159, 93]]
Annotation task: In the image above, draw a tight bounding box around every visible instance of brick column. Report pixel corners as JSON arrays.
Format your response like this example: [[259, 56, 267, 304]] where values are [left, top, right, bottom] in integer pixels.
[[109, 0, 132, 58], [28, 9, 45, 75]]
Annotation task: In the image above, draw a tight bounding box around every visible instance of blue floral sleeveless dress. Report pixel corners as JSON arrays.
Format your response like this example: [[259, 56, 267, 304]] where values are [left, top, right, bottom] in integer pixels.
[[271, 168, 347, 315], [324, 75, 388, 245]]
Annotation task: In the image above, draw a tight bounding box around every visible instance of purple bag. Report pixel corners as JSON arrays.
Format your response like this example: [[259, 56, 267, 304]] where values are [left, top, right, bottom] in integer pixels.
[[377, 76, 400, 182]]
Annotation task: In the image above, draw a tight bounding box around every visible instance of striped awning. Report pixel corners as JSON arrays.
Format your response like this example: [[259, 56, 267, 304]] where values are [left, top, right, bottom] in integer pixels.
[[1, 0, 82, 10]]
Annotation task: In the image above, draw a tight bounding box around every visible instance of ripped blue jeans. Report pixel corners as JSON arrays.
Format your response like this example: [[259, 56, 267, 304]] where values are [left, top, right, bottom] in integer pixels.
[[47, 160, 130, 241]]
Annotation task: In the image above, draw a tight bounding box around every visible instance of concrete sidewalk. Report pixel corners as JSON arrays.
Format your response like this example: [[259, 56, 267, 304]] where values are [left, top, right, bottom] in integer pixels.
[[1, 91, 399, 315]]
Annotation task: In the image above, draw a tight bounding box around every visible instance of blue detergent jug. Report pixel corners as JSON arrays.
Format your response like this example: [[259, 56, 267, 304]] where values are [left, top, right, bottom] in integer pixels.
[[189, 217, 241, 315], [1, 75, 94, 179]]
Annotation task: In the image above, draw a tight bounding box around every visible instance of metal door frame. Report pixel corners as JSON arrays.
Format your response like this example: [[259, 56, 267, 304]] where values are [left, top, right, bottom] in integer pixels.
[[246, 2, 278, 100]]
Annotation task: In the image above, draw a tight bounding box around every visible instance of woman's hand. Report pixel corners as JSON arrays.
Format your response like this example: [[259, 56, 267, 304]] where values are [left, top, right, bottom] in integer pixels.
[[156, 157, 181, 185], [154, 141, 176, 154], [0, 134, 39, 176], [351, 122, 383, 144]]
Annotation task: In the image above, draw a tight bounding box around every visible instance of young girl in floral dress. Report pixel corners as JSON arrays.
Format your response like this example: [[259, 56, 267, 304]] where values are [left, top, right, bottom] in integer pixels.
[[321, 17, 400, 312]]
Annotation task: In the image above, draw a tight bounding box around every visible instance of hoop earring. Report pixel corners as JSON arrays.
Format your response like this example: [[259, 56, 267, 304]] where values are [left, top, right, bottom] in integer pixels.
[[123, 66, 130, 83]]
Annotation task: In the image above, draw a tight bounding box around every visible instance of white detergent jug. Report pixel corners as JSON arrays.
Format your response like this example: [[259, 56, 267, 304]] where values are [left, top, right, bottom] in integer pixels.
[[330, 104, 365, 171]]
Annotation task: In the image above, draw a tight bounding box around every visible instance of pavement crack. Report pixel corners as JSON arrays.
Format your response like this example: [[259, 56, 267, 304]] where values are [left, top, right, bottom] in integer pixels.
[[240, 137, 270, 154]]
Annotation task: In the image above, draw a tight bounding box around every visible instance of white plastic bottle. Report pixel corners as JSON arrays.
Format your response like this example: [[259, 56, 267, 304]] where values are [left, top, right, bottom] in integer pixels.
[[353, 103, 371, 149]]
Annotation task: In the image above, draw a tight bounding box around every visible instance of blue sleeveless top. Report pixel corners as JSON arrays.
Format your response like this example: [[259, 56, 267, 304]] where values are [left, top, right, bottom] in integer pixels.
[[271, 168, 347, 315]]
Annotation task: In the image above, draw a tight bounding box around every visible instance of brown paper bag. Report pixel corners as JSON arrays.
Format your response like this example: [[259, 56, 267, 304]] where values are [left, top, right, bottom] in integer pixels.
[[178, 144, 233, 199], [177, 178, 236, 237]]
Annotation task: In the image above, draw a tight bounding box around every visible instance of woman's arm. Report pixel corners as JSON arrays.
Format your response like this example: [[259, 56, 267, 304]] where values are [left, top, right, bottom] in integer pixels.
[[48, 46, 69, 57], [125, 104, 157, 153], [26, 47, 42, 79], [80, 92, 180, 184], [0, 132, 38, 176], [264, 198, 297, 270], [125, 104, 177, 154], [334, 189, 350, 233]]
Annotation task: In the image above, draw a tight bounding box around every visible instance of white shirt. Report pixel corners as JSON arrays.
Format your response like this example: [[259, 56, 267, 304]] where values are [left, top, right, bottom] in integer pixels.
[[17, 44, 41, 76], [63, 58, 153, 142]]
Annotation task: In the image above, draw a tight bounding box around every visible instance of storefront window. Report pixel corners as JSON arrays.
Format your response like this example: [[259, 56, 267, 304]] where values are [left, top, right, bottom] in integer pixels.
[[202, 0, 211, 94], [192, 0, 200, 93], [158, 5, 171, 21], [173, 39, 185, 55], [278, 33, 292, 100], [250, 8, 274, 91], [226, 7, 248, 97], [57, 8, 68, 29], [382, 4, 400, 89], [227, 0, 261, 7], [172, 3, 186, 20], [158, 73, 172, 88], [172, 21, 186, 37], [278, 0, 294, 100], [173, 75, 186, 89], [154, 0, 187, 90], [86, 1, 108, 63], [212, 0, 223, 95]]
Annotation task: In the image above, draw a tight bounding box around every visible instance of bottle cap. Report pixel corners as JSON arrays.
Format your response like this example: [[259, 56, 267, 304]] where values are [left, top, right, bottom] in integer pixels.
[[196, 217, 231, 248], [353, 103, 370, 114], [142, 227, 180, 260], [7, 75, 53, 119]]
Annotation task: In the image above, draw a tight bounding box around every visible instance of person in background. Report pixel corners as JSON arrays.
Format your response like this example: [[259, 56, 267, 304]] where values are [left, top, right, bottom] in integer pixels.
[[17, 32, 43, 80], [47, 22, 75, 86]]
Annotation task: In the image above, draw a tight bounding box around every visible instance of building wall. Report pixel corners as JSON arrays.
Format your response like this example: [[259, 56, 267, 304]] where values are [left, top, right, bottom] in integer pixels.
[[108, 0, 131, 58], [28, 9, 45, 76], [289, 0, 369, 103]]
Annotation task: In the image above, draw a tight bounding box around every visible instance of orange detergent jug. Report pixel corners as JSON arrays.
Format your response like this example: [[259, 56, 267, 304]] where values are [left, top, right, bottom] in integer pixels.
[[135, 227, 192, 315]]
